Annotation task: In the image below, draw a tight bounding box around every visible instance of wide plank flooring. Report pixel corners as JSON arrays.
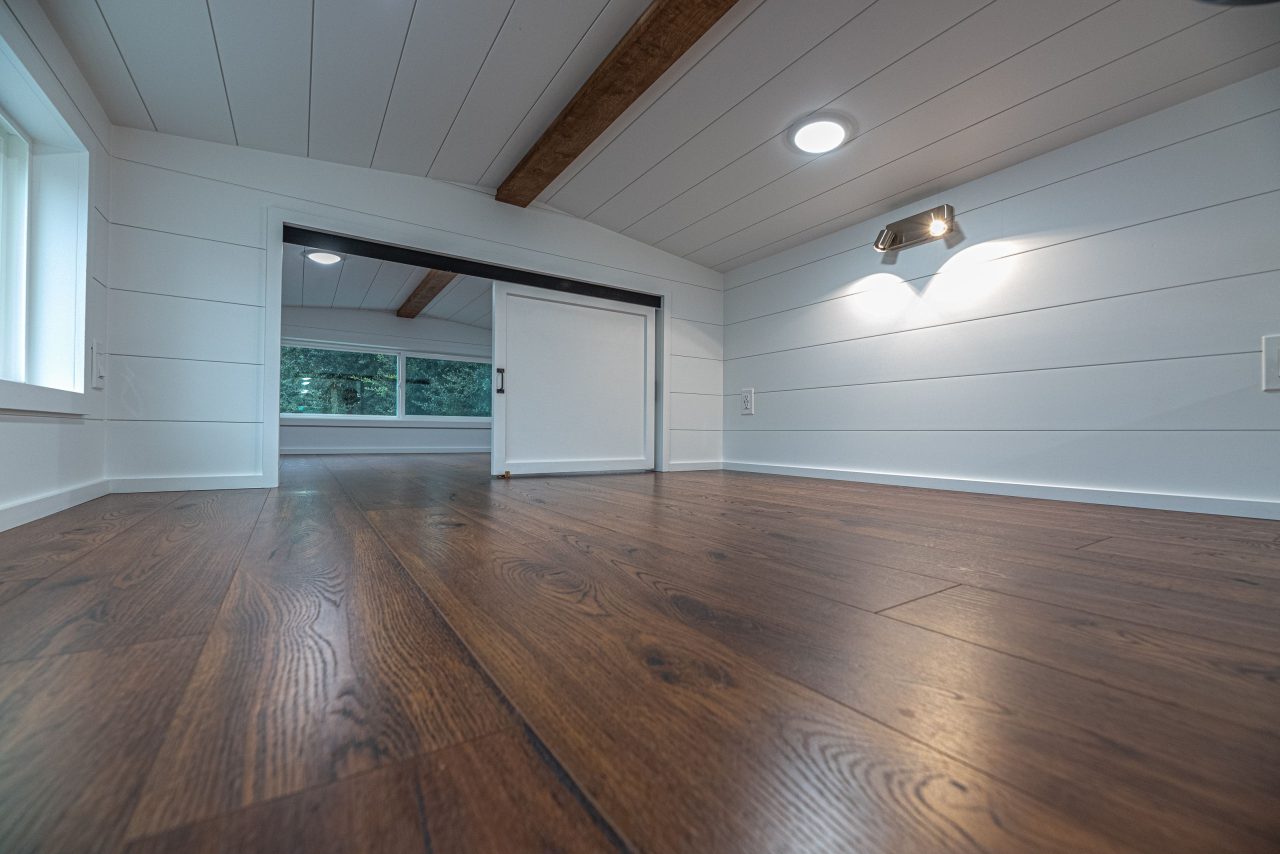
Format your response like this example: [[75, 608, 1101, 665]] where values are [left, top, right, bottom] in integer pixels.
[[0, 454, 1277, 852]]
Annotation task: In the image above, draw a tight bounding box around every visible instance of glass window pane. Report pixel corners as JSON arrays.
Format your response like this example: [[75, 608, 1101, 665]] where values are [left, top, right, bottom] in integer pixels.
[[280, 345, 397, 416], [404, 357, 491, 417]]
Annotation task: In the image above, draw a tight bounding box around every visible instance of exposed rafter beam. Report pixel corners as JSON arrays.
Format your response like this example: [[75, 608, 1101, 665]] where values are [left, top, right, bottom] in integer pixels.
[[396, 269, 458, 318], [495, 0, 741, 207]]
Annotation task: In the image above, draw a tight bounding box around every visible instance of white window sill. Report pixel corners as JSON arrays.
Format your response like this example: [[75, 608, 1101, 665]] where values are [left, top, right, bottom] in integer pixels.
[[0, 378, 88, 416], [280, 414, 492, 428]]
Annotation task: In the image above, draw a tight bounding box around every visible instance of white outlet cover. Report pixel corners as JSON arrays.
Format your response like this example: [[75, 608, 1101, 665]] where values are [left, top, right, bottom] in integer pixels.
[[740, 387, 755, 415], [91, 340, 106, 389], [1264, 335, 1280, 392]]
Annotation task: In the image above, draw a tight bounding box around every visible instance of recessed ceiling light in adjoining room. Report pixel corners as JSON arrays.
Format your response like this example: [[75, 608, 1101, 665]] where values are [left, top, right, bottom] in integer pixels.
[[788, 113, 853, 155], [305, 250, 342, 265]]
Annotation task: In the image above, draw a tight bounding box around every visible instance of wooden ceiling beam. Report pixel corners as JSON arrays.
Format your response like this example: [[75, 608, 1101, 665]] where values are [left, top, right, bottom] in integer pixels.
[[495, 0, 741, 207], [396, 269, 458, 318]]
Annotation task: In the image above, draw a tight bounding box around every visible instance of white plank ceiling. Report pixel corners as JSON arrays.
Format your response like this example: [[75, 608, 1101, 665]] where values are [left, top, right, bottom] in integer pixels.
[[44, 0, 1280, 271], [281, 244, 493, 328]]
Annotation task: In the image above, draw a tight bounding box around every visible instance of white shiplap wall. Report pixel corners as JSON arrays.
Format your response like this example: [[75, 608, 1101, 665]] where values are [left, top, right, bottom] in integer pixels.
[[722, 68, 1280, 519], [0, 1, 112, 530], [279, 306, 492, 455], [104, 125, 723, 488]]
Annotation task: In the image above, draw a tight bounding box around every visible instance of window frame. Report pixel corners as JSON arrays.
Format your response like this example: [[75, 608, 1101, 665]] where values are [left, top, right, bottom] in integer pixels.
[[0, 103, 30, 387], [0, 22, 94, 415], [279, 338, 493, 426]]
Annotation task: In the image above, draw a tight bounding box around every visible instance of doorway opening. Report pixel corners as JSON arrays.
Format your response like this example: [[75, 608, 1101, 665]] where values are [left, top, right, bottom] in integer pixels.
[[274, 226, 666, 479]]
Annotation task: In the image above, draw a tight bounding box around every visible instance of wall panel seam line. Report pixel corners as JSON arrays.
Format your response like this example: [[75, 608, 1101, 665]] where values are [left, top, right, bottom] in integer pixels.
[[423, 0, 516, 177], [724, 95, 1280, 288], [546, 0, 772, 202], [108, 418, 265, 424], [475, 0, 610, 187], [725, 272, 1277, 361], [282, 323, 487, 345], [730, 351, 1258, 393], [109, 154, 725, 293], [684, 11, 1240, 260], [727, 252, 1279, 327], [106, 417, 266, 425], [106, 352, 263, 365], [107, 286, 264, 308], [617, 0, 1073, 235], [107, 219, 264, 251], [725, 191, 1280, 328], [585, 0, 895, 222]]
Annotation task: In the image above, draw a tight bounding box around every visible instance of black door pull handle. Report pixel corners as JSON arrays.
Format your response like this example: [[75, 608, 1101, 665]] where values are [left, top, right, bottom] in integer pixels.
[[496, 367, 505, 394]]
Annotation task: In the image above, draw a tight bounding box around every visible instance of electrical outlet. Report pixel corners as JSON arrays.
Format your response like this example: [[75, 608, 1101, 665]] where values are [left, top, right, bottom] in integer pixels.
[[91, 340, 106, 390], [740, 387, 755, 416], [1264, 335, 1280, 392]]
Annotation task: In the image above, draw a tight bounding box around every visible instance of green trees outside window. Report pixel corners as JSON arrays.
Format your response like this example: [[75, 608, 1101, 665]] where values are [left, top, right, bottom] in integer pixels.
[[279, 345, 491, 418], [405, 356, 491, 417], [280, 346, 397, 416]]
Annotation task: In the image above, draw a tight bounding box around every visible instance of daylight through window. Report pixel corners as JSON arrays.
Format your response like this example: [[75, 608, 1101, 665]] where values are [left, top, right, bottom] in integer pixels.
[[279, 344, 491, 419]]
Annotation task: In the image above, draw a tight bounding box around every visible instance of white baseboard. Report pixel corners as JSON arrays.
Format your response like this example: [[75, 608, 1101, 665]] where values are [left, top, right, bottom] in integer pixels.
[[0, 480, 109, 533], [109, 474, 275, 493], [666, 460, 723, 471], [721, 461, 1280, 520], [280, 446, 490, 455]]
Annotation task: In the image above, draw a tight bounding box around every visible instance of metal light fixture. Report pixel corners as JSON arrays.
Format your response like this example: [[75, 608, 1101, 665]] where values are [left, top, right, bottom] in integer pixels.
[[873, 204, 955, 252]]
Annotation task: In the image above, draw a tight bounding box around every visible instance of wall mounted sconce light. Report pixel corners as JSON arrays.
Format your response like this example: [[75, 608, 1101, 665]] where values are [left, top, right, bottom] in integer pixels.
[[873, 204, 955, 252]]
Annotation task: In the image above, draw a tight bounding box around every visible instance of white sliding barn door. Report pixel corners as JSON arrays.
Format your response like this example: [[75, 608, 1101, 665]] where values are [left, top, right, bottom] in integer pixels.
[[491, 283, 656, 476]]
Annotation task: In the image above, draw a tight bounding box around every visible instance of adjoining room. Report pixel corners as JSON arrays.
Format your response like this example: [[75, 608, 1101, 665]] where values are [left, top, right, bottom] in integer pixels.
[[1, 1, 1278, 851]]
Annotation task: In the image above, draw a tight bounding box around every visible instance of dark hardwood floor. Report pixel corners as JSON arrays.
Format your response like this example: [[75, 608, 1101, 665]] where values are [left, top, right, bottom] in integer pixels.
[[1, 454, 1277, 852]]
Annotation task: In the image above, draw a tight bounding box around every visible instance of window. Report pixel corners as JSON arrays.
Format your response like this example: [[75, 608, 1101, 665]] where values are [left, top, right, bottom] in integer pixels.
[[279, 343, 491, 420], [405, 356, 491, 417], [0, 30, 92, 408], [280, 345, 398, 416], [0, 107, 29, 382]]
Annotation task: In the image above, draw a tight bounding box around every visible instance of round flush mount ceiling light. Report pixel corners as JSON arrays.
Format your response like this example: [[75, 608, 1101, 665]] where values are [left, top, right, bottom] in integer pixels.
[[305, 250, 342, 265], [788, 113, 852, 154]]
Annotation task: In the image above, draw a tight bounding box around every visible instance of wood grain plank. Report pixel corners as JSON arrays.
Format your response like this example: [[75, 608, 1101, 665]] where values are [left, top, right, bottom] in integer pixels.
[[396, 269, 458, 319], [415, 727, 625, 852], [125, 728, 622, 854], [369, 505, 1128, 853], [446, 497, 1280, 852], [679, 469, 1280, 545], [695, 518, 1280, 652], [1084, 535, 1280, 577], [502, 475, 956, 612], [522, 473, 1278, 604], [884, 585, 1280, 736], [593, 473, 1280, 606], [0, 492, 179, 583], [594, 469, 1107, 551], [0, 579, 35, 607], [7, 455, 1276, 851], [495, 0, 743, 206], [126, 481, 513, 837], [125, 761, 427, 854], [0, 638, 204, 852], [0, 490, 267, 661]]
